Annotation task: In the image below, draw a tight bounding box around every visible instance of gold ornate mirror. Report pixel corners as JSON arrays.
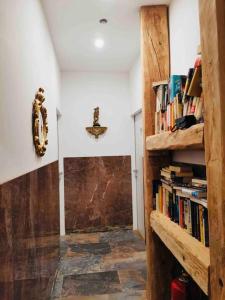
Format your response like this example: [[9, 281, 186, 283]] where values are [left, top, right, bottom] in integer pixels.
[[32, 88, 48, 156]]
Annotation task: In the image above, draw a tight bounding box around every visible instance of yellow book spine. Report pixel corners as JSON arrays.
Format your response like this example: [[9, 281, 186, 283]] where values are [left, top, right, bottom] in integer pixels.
[[158, 186, 162, 213]]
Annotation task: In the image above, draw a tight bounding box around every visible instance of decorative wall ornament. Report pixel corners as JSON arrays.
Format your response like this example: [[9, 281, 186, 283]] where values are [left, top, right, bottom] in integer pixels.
[[32, 88, 48, 156], [86, 107, 107, 139]]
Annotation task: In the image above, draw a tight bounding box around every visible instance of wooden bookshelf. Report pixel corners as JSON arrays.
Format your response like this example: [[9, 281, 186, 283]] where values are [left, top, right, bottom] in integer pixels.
[[146, 123, 204, 151], [152, 80, 169, 88], [150, 211, 210, 295], [141, 2, 225, 299]]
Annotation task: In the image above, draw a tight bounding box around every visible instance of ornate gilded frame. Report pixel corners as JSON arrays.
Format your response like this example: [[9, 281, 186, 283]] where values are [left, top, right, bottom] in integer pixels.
[[32, 88, 48, 156]]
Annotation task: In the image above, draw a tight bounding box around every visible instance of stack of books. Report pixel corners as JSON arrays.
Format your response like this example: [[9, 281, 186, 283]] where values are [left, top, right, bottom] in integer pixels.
[[154, 55, 204, 134], [154, 165, 209, 247]]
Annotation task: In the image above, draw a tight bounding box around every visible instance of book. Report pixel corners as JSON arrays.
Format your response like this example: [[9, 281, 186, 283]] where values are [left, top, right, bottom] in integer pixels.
[[194, 96, 204, 121], [155, 112, 160, 134], [187, 66, 202, 97], [192, 190, 207, 198], [182, 68, 195, 103], [153, 54, 204, 134], [175, 171, 194, 177], [161, 167, 193, 178], [162, 182, 173, 193], [203, 208, 209, 246], [186, 200, 192, 235], [169, 165, 193, 173], [170, 75, 187, 102], [179, 197, 184, 228], [191, 97, 198, 114], [192, 178, 207, 186], [154, 164, 209, 246], [196, 204, 200, 240], [156, 193, 159, 211], [183, 199, 188, 230], [199, 205, 204, 244], [176, 190, 207, 208]]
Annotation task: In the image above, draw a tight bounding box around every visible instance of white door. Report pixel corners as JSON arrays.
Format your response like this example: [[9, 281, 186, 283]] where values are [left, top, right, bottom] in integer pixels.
[[134, 112, 145, 239]]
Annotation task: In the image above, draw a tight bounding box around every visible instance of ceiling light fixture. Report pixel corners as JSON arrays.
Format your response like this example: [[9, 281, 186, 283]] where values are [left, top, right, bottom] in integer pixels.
[[99, 18, 108, 24], [95, 38, 105, 49]]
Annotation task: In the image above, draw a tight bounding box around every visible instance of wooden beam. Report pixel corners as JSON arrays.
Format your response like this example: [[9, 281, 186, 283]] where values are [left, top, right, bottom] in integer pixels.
[[199, 0, 225, 299], [146, 123, 204, 151], [151, 211, 210, 295], [140, 6, 171, 300]]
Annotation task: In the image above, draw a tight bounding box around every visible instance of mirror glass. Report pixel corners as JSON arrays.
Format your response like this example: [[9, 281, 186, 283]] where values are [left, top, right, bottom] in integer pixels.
[[38, 110, 44, 145]]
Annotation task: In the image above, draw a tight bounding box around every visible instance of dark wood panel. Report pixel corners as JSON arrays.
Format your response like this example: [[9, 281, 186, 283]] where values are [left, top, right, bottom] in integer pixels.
[[64, 156, 132, 233], [0, 161, 60, 300]]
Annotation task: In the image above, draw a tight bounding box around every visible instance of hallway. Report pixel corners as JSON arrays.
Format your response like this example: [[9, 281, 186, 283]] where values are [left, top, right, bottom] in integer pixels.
[[51, 229, 147, 299], [1, 0, 215, 299]]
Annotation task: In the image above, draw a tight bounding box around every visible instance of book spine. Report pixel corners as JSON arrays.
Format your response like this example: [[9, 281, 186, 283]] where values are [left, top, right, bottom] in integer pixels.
[[156, 193, 159, 211], [199, 205, 204, 244], [163, 187, 166, 215], [187, 199, 192, 235], [191, 202, 196, 238], [203, 208, 209, 247], [196, 204, 200, 241]]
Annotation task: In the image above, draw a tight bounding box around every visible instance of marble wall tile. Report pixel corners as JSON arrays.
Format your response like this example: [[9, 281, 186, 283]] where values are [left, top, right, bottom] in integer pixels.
[[0, 161, 60, 300], [64, 156, 132, 233]]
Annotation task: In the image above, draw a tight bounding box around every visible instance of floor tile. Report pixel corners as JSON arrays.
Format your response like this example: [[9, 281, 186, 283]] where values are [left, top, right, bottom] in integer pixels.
[[61, 271, 121, 297], [67, 242, 111, 256], [99, 230, 140, 244], [100, 251, 146, 272], [59, 255, 102, 276], [57, 290, 147, 300], [110, 239, 145, 252], [62, 233, 100, 245], [118, 269, 146, 291], [51, 229, 147, 299]]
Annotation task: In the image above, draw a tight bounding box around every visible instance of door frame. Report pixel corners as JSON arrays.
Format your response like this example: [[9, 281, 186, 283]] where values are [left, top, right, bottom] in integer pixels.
[[131, 108, 143, 235], [56, 107, 66, 236]]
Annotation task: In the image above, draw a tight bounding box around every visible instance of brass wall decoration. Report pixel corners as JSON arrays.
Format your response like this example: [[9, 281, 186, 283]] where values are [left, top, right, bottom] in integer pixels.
[[86, 107, 107, 139], [32, 88, 48, 156]]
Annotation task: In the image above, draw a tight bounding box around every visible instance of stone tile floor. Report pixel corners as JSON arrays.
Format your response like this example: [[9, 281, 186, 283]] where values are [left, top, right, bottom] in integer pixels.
[[51, 229, 147, 300]]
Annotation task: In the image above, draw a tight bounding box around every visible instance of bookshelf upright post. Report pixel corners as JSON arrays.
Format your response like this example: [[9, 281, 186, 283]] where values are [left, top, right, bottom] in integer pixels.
[[199, 0, 225, 299], [140, 5, 171, 300]]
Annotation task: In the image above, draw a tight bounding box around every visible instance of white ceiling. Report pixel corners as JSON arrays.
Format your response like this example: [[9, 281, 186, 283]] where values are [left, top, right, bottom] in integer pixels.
[[41, 0, 170, 72]]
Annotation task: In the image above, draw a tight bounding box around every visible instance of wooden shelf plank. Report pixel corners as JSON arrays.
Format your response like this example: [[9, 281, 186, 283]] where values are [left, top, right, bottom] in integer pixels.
[[146, 123, 204, 151], [152, 80, 169, 88], [150, 211, 210, 295]]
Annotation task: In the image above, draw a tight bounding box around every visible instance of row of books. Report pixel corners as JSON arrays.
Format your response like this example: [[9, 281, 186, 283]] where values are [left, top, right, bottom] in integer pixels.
[[154, 164, 209, 246], [154, 54, 203, 134]]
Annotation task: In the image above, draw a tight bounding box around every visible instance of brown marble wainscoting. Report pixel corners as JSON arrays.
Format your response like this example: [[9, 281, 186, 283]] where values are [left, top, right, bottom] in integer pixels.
[[64, 156, 133, 233], [0, 161, 60, 300]]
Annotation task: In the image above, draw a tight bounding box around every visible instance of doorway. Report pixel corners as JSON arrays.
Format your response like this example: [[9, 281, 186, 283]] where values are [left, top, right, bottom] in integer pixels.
[[134, 110, 145, 239]]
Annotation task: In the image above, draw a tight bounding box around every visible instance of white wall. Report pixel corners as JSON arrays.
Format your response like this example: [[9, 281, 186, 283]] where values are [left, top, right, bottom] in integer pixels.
[[169, 0, 205, 165], [61, 72, 132, 157], [169, 0, 201, 75], [129, 56, 142, 114], [61, 71, 133, 233], [0, 0, 61, 184]]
